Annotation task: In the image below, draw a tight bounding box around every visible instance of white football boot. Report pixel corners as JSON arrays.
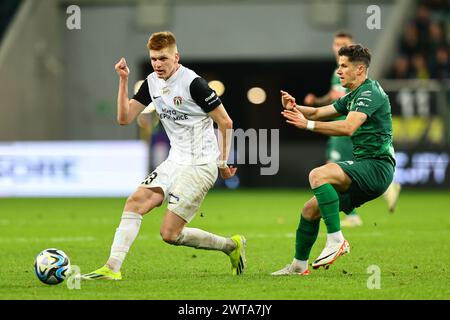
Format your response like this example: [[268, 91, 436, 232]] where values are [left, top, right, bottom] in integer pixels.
[[271, 264, 310, 276], [312, 239, 350, 270]]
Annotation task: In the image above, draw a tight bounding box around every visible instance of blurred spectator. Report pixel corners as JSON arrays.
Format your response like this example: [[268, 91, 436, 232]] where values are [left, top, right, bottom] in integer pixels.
[[428, 22, 446, 55], [399, 23, 420, 59], [425, 0, 448, 9], [425, 0, 449, 21], [389, 0, 449, 80], [414, 3, 431, 49], [431, 46, 449, 80], [411, 53, 430, 79], [388, 56, 412, 79]]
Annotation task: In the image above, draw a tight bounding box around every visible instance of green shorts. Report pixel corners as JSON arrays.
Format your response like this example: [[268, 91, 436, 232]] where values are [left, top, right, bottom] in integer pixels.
[[326, 136, 354, 162], [336, 158, 394, 214]]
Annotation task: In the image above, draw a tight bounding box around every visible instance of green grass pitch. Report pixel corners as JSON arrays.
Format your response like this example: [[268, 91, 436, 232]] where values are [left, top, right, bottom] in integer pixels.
[[0, 189, 449, 300]]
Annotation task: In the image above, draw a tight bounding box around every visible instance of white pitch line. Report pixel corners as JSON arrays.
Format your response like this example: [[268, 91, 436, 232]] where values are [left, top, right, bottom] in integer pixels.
[[0, 236, 96, 243], [0, 231, 385, 244]]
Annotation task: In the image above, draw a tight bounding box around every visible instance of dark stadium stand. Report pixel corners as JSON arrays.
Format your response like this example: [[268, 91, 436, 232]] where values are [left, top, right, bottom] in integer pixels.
[[389, 0, 449, 80], [0, 0, 22, 41]]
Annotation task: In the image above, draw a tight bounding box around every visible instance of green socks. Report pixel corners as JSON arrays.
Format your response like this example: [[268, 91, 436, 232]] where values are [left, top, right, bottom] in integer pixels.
[[293, 184, 342, 260], [313, 184, 341, 233], [295, 215, 320, 260]]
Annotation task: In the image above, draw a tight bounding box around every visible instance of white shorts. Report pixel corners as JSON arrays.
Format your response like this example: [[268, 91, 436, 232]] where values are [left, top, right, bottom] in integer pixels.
[[140, 159, 218, 223]]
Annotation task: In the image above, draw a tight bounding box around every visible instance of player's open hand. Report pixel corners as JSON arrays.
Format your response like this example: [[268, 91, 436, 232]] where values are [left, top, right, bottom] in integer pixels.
[[281, 107, 307, 129], [219, 165, 237, 180], [280, 90, 297, 110], [115, 57, 130, 79]]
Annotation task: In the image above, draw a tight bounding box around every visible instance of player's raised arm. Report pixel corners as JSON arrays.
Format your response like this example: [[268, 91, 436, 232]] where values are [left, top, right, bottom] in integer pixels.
[[115, 57, 146, 125], [208, 105, 237, 180]]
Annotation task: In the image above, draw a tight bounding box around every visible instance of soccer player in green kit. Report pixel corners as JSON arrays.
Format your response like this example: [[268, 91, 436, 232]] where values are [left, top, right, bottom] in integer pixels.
[[272, 44, 395, 275], [304, 31, 364, 227]]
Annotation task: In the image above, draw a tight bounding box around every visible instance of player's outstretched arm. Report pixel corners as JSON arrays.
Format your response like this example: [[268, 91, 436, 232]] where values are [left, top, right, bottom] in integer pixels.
[[115, 57, 145, 125], [209, 105, 237, 180]]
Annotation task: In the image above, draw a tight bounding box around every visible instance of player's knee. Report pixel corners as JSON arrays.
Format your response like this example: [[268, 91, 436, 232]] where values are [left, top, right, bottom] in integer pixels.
[[309, 168, 326, 187], [125, 192, 143, 208], [160, 228, 180, 245], [125, 191, 161, 214], [302, 201, 320, 220], [302, 202, 312, 218]]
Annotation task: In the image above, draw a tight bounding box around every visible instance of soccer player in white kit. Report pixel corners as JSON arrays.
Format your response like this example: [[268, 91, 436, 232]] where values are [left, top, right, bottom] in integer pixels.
[[82, 31, 246, 280]]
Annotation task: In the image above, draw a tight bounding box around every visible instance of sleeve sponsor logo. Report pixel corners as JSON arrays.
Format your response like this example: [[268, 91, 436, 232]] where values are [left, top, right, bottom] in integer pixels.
[[207, 96, 219, 106], [355, 100, 369, 107], [205, 92, 217, 103]]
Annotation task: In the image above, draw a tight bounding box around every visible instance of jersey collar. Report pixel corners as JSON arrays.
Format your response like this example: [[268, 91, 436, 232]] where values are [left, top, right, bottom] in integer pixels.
[[350, 77, 370, 93]]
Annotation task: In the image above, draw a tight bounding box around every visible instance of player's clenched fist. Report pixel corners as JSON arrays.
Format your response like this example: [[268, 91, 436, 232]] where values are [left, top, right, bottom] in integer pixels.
[[219, 165, 237, 180], [115, 57, 130, 78]]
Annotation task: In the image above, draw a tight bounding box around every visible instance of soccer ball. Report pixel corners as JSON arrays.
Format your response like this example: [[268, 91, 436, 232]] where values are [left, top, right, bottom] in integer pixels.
[[34, 248, 71, 285]]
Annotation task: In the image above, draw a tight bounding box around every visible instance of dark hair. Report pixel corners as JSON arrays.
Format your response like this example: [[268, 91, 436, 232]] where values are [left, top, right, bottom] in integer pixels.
[[334, 31, 353, 40], [338, 44, 371, 68]]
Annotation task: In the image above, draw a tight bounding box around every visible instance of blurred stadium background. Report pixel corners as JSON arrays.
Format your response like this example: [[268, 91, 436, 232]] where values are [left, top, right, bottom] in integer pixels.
[[0, 0, 449, 301], [0, 0, 449, 196]]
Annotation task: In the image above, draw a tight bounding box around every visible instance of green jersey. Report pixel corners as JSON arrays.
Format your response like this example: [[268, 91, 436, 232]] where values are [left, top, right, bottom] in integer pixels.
[[327, 68, 353, 162], [333, 78, 395, 166]]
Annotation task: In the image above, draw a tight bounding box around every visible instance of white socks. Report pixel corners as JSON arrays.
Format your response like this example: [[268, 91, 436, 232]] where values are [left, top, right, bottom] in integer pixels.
[[107, 211, 143, 272], [106, 213, 235, 272], [174, 227, 236, 254], [327, 230, 345, 245]]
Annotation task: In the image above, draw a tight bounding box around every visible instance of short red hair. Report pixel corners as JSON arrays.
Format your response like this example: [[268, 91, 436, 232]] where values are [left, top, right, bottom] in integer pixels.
[[147, 31, 177, 51]]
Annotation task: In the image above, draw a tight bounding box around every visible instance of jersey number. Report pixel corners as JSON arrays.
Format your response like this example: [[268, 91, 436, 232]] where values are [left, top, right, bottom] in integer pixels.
[[142, 172, 158, 185]]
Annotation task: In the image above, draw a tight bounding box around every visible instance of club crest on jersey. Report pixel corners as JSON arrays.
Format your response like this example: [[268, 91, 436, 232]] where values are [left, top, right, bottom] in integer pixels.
[[173, 96, 183, 107], [161, 87, 170, 95]]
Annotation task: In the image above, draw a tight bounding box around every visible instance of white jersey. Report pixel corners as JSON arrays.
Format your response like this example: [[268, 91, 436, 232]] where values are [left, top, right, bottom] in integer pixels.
[[134, 65, 222, 165]]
